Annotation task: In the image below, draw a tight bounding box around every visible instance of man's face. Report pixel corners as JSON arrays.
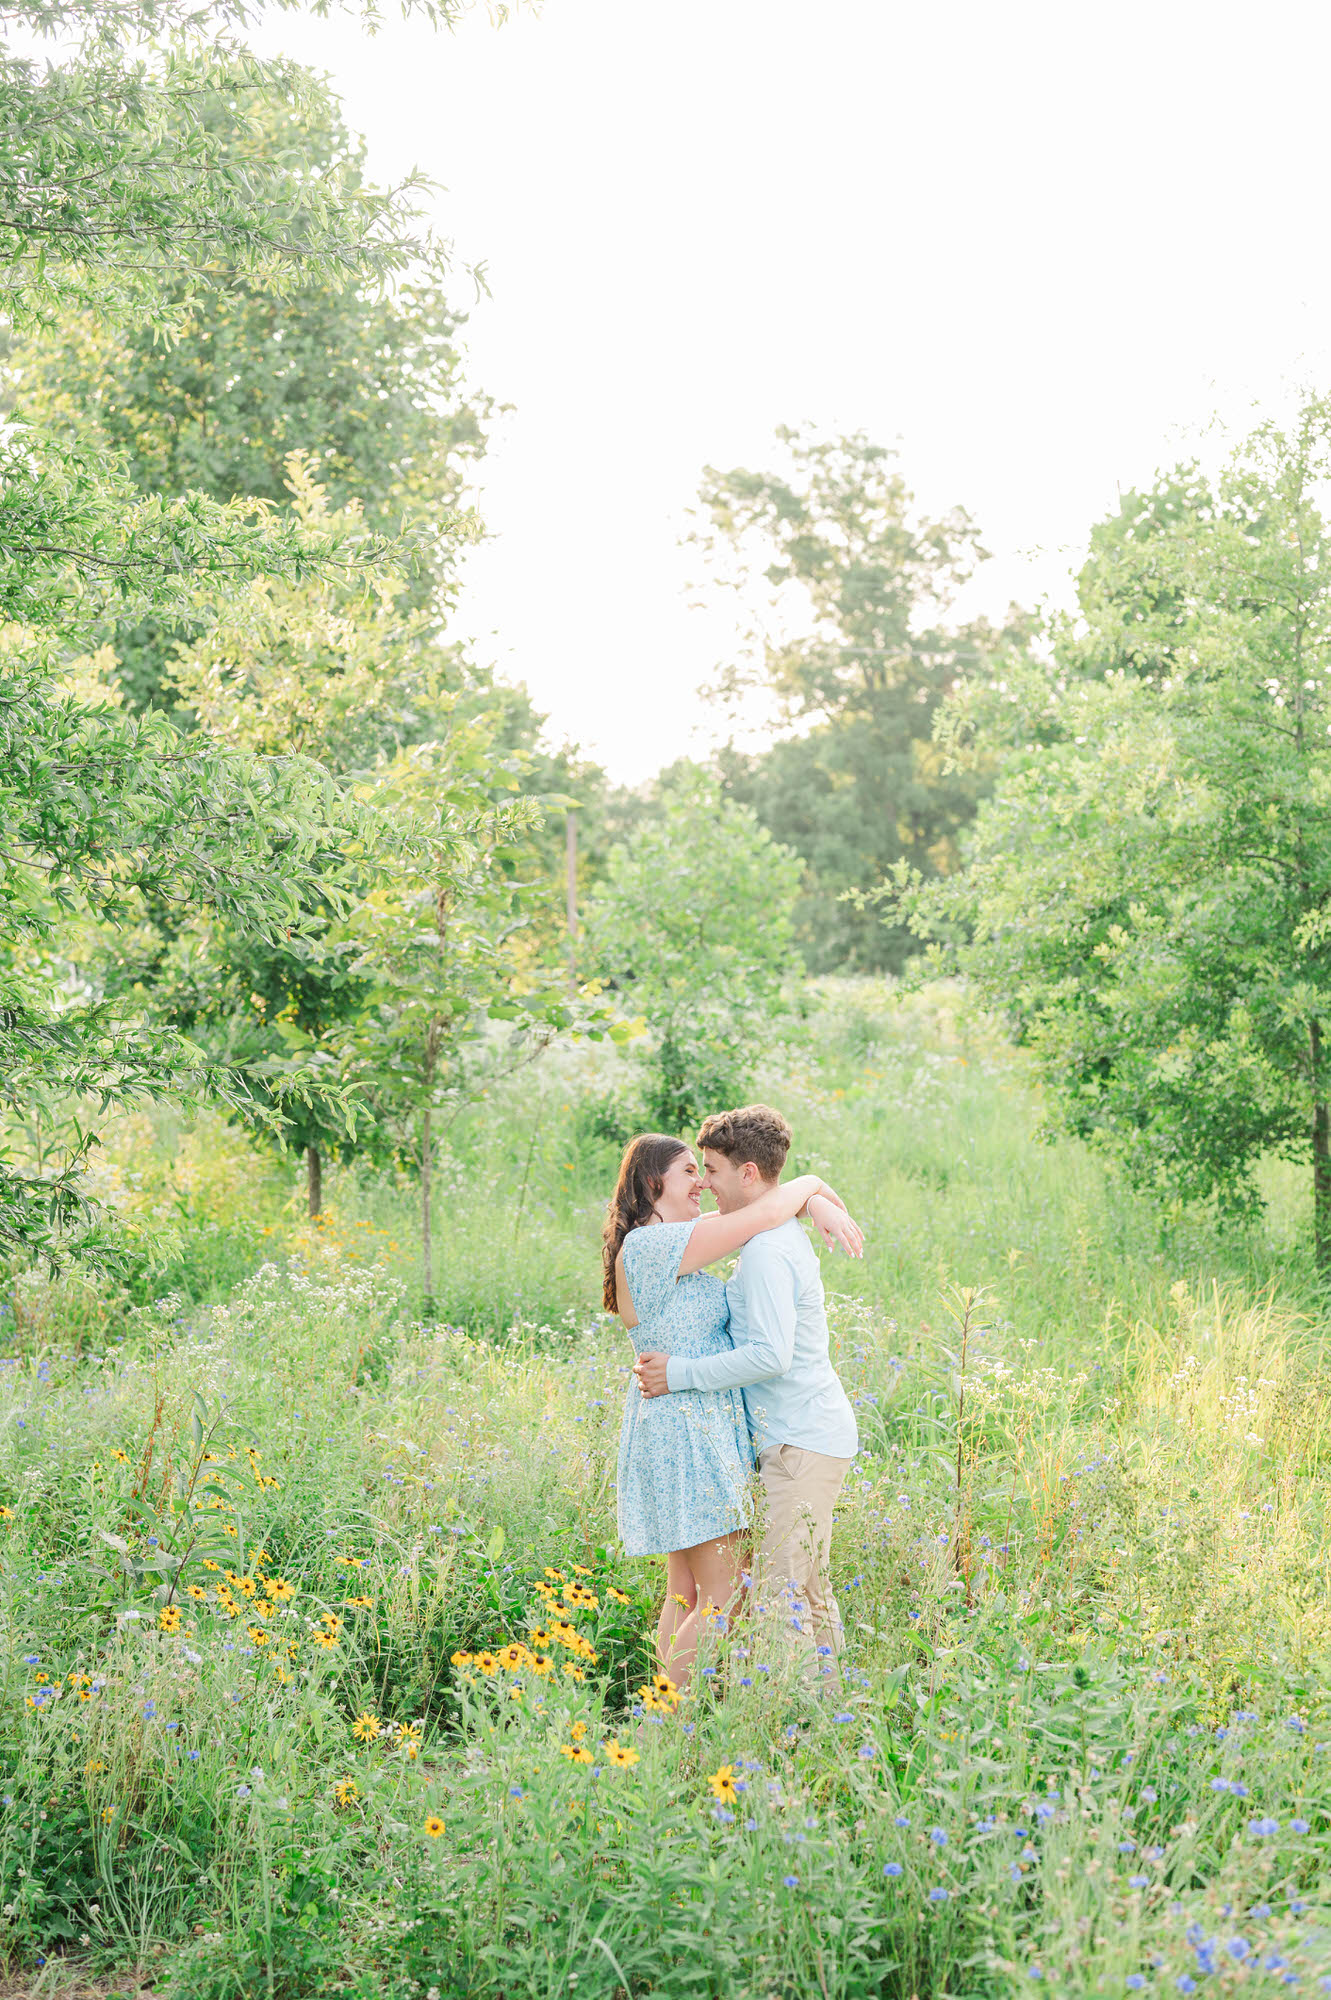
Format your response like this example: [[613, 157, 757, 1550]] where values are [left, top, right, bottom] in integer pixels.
[[701, 1147, 760, 1213]]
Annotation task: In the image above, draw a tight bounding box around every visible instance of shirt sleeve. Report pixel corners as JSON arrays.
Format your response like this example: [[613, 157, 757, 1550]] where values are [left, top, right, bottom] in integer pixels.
[[665, 1240, 797, 1393], [621, 1220, 695, 1322]]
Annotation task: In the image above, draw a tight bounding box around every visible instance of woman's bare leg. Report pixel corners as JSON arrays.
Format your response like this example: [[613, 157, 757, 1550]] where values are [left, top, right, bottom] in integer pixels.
[[666, 1532, 745, 1688], [657, 1551, 696, 1674]]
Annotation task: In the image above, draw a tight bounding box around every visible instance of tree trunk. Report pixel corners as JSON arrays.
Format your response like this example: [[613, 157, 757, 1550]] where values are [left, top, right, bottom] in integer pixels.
[[421, 1106, 434, 1316], [307, 1144, 322, 1219], [1314, 1019, 1331, 1272]]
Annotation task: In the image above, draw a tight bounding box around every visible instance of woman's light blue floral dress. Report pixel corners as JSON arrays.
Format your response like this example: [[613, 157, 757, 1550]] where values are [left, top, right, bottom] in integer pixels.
[[616, 1219, 755, 1556]]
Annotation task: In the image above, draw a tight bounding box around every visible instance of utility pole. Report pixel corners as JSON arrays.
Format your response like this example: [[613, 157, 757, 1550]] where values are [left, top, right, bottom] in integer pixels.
[[565, 809, 578, 989]]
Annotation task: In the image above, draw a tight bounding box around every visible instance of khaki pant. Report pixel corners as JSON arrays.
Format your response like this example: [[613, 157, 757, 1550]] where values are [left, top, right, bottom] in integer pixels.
[[755, 1442, 852, 1674]]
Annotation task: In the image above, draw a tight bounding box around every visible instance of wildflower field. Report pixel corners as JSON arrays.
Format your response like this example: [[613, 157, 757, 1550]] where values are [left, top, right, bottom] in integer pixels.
[[2, 982, 1328, 2000]]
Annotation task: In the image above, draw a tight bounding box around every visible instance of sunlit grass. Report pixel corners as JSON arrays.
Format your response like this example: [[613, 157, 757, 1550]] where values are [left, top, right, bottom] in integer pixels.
[[0, 982, 1327, 1995]]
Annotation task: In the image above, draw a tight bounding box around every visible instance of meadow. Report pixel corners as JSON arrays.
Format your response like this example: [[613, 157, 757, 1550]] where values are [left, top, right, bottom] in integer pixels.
[[1, 980, 1328, 1999]]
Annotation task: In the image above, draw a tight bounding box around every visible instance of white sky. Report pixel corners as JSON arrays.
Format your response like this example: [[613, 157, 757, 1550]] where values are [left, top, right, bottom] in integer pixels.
[[252, 0, 1331, 781]]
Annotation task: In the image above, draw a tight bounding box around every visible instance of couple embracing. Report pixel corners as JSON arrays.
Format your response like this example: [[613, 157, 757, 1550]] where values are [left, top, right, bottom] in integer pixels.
[[602, 1103, 864, 1687]]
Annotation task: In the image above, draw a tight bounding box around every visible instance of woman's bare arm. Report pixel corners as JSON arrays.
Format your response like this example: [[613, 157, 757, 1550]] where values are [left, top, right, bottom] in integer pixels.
[[678, 1174, 840, 1273]]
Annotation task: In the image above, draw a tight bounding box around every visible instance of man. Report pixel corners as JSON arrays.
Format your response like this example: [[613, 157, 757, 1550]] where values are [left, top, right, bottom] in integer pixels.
[[634, 1103, 859, 1672]]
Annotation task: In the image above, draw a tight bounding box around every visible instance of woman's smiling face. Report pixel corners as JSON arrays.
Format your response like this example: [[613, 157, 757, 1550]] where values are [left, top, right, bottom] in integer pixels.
[[652, 1149, 703, 1223]]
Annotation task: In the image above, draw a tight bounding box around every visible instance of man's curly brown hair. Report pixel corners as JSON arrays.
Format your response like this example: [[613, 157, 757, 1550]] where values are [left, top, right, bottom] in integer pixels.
[[696, 1103, 792, 1184]]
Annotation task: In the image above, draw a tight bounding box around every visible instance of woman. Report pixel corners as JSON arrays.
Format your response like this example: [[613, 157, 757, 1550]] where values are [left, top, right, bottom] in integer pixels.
[[603, 1134, 861, 1683]]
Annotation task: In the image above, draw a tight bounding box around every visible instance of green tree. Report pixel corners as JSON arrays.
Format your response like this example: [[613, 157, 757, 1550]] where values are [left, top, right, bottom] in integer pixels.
[[0, 0, 475, 1264], [128, 461, 471, 1214], [691, 426, 1031, 971], [584, 771, 802, 1133], [7, 86, 491, 708], [892, 391, 1331, 1269]]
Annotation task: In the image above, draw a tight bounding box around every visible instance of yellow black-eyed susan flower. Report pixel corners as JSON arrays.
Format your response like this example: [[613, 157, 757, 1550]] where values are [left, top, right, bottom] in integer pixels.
[[334, 1779, 359, 1808], [158, 1606, 182, 1633], [265, 1578, 296, 1601], [544, 1568, 566, 1582], [474, 1652, 499, 1676], [606, 1587, 631, 1606], [707, 1765, 738, 1805], [559, 1743, 594, 1764], [450, 1650, 474, 1668], [351, 1710, 380, 1742], [424, 1815, 445, 1839], [186, 1585, 208, 1602], [603, 1740, 639, 1768]]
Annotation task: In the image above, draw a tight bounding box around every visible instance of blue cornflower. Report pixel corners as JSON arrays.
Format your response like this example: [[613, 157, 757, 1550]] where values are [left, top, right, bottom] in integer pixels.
[[1175, 1979, 1196, 1995], [1126, 1978, 1145, 1991], [1129, 1875, 1150, 1888], [894, 1814, 910, 1827], [928, 1886, 949, 1903], [1118, 1840, 1137, 1853], [782, 1875, 799, 1888], [1291, 1818, 1310, 1834], [833, 1711, 854, 1724], [188, 1750, 200, 1762], [929, 1827, 948, 1847], [508, 1785, 523, 1799], [857, 1742, 877, 1760], [1248, 1817, 1279, 1838], [884, 1862, 903, 1878], [1227, 1939, 1251, 1962], [1029, 1970, 1044, 1980]]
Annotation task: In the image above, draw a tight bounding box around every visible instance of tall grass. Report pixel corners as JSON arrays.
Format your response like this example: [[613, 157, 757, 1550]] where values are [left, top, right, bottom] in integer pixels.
[[0, 981, 1327, 1997]]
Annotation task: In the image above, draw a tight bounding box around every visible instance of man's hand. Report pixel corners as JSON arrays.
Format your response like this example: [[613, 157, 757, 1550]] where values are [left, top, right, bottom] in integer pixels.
[[634, 1352, 670, 1398]]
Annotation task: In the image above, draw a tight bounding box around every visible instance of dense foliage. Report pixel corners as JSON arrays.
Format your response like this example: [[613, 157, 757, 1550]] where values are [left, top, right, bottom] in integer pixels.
[[691, 427, 1032, 971], [893, 393, 1331, 1266], [0, 0, 538, 1274], [584, 772, 802, 1131]]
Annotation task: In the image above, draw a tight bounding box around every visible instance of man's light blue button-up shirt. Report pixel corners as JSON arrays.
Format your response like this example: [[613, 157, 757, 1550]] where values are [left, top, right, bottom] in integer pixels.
[[664, 1218, 858, 1458]]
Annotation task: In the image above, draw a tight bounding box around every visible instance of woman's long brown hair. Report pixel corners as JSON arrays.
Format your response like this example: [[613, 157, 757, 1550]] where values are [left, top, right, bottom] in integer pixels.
[[601, 1133, 690, 1312]]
